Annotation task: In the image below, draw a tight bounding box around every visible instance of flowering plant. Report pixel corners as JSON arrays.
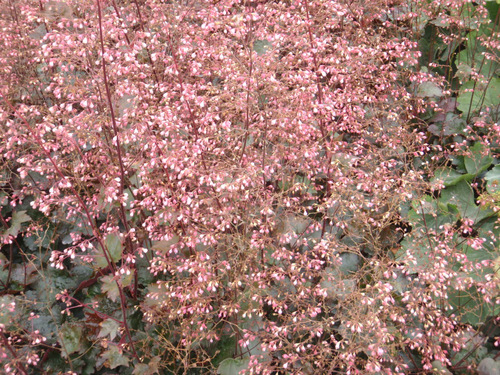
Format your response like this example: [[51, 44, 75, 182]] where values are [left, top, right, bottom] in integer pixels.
[[0, 0, 498, 374]]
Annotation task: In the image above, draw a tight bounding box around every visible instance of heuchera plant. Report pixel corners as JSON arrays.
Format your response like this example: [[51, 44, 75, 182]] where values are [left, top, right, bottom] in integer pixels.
[[0, 0, 498, 374]]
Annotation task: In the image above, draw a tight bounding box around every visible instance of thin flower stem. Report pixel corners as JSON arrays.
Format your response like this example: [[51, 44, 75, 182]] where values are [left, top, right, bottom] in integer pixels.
[[0, 331, 28, 375], [238, 16, 254, 166]]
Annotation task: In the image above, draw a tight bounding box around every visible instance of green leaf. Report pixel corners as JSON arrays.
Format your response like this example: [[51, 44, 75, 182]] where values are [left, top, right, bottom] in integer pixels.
[[70, 265, 94, 283], [452, 155, 467, 173], [320, 267, 357, 300], [0, 253, 9, 287], [448, 287, 499, 326], [95, 233, 123, 268], [23, 225, 54, 250], [339, 252, 361, 275], [253, 39, 272, 55], [132, 356, 161, 375], [121, 271, 134, 288], [494, 256, 500, 288], [457, 77, 500, 116], [431, 168, 472, 187], [391, 272, 411, 295], [59, 323, 83, 357], [128, 308, 144, 331], [460, 243, 495, 267], [0, 295, 17, 327], [407, 195, 458, 229], [101, 345, 130, 369], [440, 181, 493, 222], [151, 235, 180, 255], [238, 313, 268, 358], [485, 0, 500, 20], [0, 192, 9, 206], [98, 319, 121, 340], [441, 114, 467, 136], [477, 358, 500, 375], [10, 263, 38, 285], [257, 94, 268, 110], [101, 275, 120, 302], [464, 143, 493, 176], [439, 39, 461, 62], [397, 237, 436, 273], [473, 217, 500, 254], [484, 165, 500, 193], [80, 347, 100, 375], [456, 227, 498, 284], [411, 195, 437, 216], [432, 361, 452, 375], [212, 335, 237, 366], [455, 63, 474, 83], [4, 210, 31, 238], [137, 255, 154, 285], [31, 309, 61, 344], [106, 233, 123, 263], [43, 350, 71, 373], [416, 81, 443, 97], [429, 16, 449, 28], [217, 358, 250, 375], [418, 25, 447, 67], [455, 25, 499, 81], [35, 269, 77, 302]]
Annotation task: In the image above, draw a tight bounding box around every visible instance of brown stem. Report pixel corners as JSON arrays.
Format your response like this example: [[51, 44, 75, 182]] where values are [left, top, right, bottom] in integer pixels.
[[95, 1, 139, 357], [239, 18, 254, 166], [131, 0, 161, 88], [302, 0, 327, 142], [96, 0, 130, 229]]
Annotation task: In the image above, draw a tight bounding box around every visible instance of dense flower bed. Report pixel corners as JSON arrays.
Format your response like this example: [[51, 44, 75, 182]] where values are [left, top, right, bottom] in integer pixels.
[[0, 0, 498, 374]]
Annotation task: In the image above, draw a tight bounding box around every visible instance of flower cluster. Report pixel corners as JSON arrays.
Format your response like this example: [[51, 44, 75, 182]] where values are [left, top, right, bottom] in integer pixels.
[[0, 0, 498, 373]]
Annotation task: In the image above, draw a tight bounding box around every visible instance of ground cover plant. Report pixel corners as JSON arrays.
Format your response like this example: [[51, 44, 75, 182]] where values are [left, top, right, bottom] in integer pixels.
[[0, 0, 498, 374]]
